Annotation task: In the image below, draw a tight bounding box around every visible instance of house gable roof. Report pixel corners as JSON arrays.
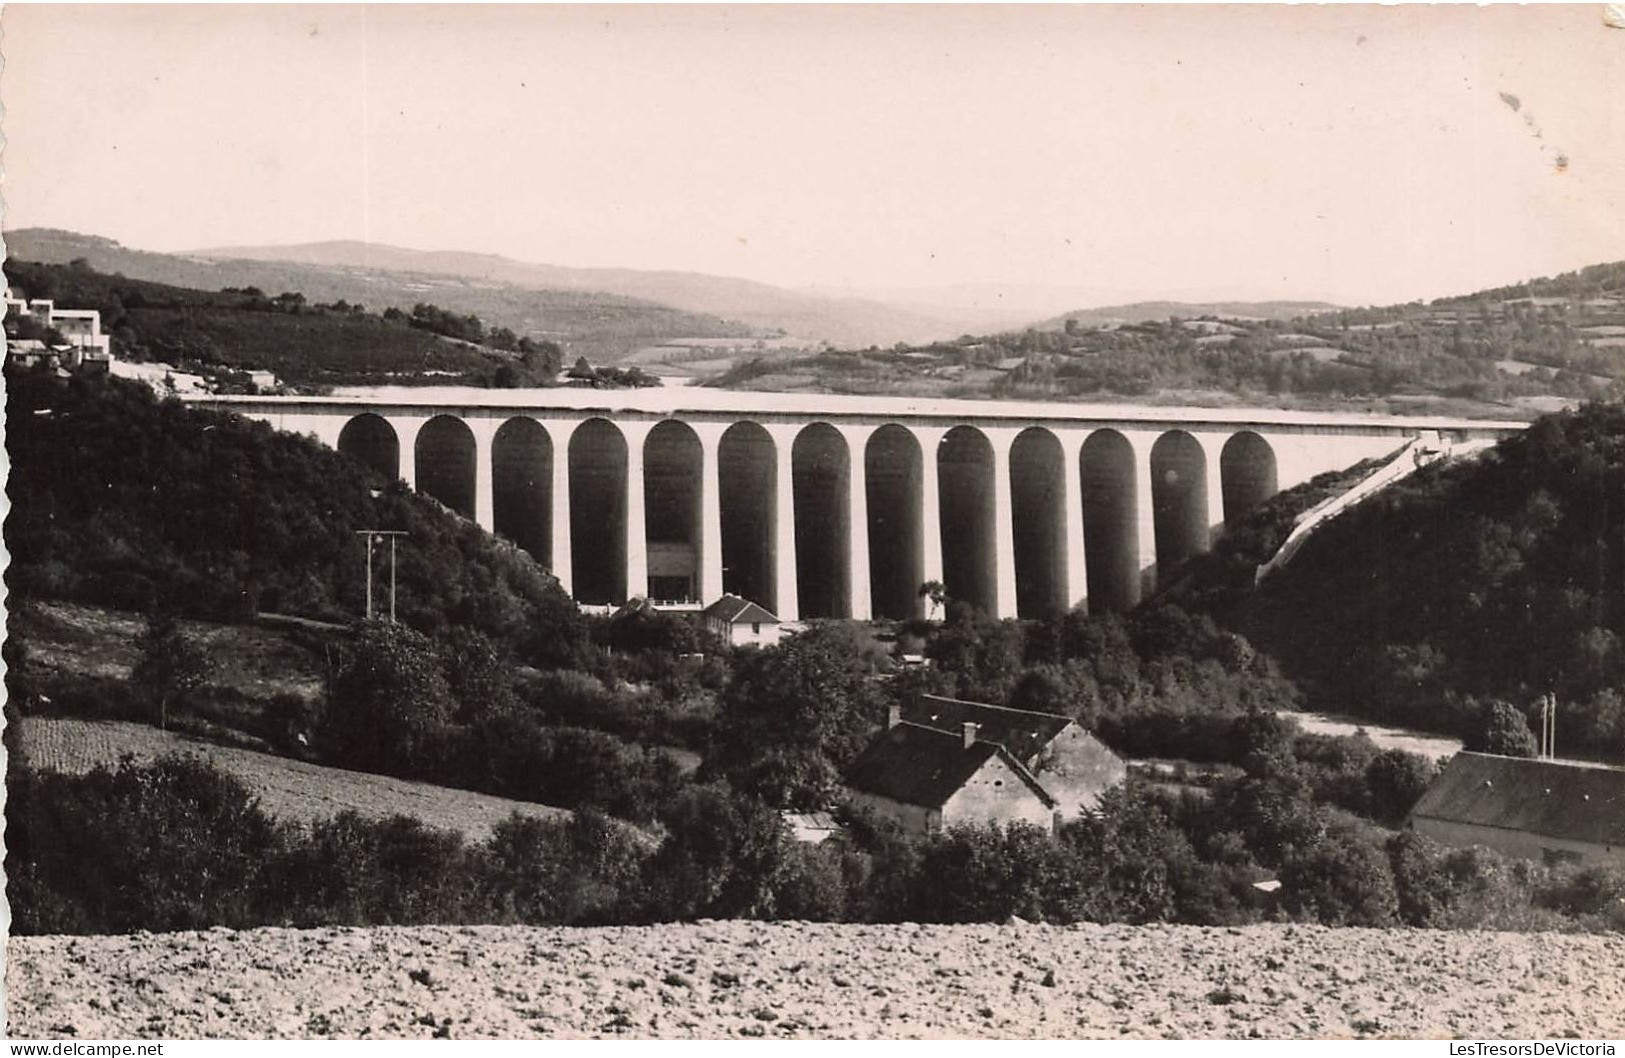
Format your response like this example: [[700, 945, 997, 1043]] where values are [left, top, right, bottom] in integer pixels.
[[907, 694, 1074, 765], [845, 722, 1054, 810], [1411, 752, 1625, 848], [702, 593, 779, 625]]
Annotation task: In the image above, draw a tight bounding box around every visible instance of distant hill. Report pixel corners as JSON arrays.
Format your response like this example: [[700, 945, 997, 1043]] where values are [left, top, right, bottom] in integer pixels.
[[3, 229, 756, 361], [709, 263, 1625, 417], [1037, 300, 1343, 330], [191, 238, 967, 349]]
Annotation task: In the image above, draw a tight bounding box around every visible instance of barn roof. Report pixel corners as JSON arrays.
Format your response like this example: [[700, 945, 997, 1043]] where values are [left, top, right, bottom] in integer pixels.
[[845, 722, 1054, 810], [907, 694, 1074, 765], [1410, 752, 1625, 848], [702, 593, 779, 625]]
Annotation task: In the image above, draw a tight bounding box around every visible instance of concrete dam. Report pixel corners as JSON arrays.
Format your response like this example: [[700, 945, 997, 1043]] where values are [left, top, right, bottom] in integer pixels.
[[195, 388, 1525, 621]]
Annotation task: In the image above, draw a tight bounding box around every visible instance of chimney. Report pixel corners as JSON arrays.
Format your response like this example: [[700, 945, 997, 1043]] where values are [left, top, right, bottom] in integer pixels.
[[887, 704, 902, 729], [962, 721, 979, 749]]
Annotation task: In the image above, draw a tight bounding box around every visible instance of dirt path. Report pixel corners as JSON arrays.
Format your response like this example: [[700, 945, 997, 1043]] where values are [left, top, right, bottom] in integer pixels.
[[9, 921, 1623, 1039]]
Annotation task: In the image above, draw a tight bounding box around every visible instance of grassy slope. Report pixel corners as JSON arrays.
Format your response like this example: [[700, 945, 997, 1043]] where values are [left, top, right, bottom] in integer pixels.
[[12, 599, 324, 703], [12, 717, 566, 842]]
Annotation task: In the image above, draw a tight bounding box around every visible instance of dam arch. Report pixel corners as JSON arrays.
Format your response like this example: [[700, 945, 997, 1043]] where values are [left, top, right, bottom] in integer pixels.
[[1221, 431, 1279, 523], [338, 413, 399, 482], [1010, 427, 1068, 619], [644, 420, 704, 603], [792, 423, 851, 619], [568, 418, 628, 604], [1080, 429, 1139, 613], [492, 417, 553, 565], [939, 425, 998, 614], [415, 415, 476, 519], [865, 424, 925, 621], [1151, 429, 1209, 572]]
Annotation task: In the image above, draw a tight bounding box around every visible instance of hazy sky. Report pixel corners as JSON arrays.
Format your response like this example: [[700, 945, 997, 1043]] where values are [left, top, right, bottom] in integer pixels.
[[3, 4, 1623, 306]]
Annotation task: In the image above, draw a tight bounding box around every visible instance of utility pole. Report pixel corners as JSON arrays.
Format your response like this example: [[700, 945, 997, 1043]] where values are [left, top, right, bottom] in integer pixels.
[[355, 530, 408, 622]]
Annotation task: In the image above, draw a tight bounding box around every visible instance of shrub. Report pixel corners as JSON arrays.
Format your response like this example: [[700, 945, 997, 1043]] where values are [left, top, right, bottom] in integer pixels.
[[322, 620, 456, 773], [6, 756, 283, 934], [910, 822, 1077, 924], [1278, 825, 1400, 926], [639, 784, 790, 921], [476, 809, 649, 926], [1467, 698, 1539, 757], [1364, 748, 1438, 826]]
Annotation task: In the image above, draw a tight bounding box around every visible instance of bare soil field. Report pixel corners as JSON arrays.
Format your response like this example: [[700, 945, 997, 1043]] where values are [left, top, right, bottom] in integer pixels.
[[7, 921, 1622, 1039], [11, 717, 567, 840]]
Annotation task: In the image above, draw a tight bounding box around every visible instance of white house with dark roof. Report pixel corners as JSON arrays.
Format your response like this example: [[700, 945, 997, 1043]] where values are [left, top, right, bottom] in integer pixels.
[[1409, 752, 1625, 867], [843, 695, 1126, 837], [702, 593, 785, 648], [904, 694, 1126, 820], [844, 720, 1057, 838]]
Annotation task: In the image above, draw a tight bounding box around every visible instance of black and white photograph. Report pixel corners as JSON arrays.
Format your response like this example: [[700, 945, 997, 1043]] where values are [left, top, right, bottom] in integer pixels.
[[2, 2, 1623, 1042]]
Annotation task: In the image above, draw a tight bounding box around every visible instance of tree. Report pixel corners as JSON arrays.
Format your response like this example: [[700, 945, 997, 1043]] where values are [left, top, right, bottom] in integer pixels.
[[323, 620, 456, 772], [1278, 826, 1399, 926], [713, 623, 888, 807], [918, 580, 947, 620], [1467, 698, 1538, 757], [1364, 748, 1437, 826], [133, 609, 213, 730]]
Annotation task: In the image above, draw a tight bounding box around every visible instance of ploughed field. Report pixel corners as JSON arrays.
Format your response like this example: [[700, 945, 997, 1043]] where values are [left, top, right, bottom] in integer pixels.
[[9, 921, 1623, 1039]]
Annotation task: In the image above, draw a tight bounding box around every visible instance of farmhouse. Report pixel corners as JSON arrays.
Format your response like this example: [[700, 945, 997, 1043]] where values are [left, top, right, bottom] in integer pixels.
[[843, 695, 1126, 837], [702, 594, 785, 648], [903, 694, 1127, 819], [844, 720, 1057, 838], [1409, 752, 1625, 868]]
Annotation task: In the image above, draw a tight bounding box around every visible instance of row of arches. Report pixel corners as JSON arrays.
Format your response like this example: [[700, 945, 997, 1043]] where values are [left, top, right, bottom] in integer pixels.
[[337, 414, 1278, 618]]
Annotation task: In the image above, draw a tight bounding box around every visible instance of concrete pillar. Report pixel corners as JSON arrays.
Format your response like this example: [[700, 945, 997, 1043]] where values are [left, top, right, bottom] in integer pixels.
[[985, 426, 1020, 620], [622, 420, 654, 603], [914, 425, 946, 619], [1056, 429, 1090, 612], [1201, 432, 1227, 546], [765, 422, 800, 622], [692, 422, 727, 606], [470, 416, 496, 533], [838, 424, 874, 621], [1128, 431, 1159, 601], [543, 418, 577, 595], [384, 415, 426, 490]]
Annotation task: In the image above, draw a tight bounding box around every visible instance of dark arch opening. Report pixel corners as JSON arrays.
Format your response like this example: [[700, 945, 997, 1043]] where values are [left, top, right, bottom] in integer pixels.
[[644, 420, 703, 603], [338, 413, 399, 482], [1011, 427, 1068, 619], [415, 415, 476, 519], [569, 418, 628, 604], [1151, 430, 1209, 573], [793, 423, 850, 619], [939, 426, 997, 614], [1080, 429, 1138, 613], [719, 421, 777, 613], [492, 417, 552, 565], [1221, 431, 1278, 524], [865, 424, 924, 620]]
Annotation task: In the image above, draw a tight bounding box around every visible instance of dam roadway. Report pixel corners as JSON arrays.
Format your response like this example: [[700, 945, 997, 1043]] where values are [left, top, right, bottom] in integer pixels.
[[193, 387, 1527, 621]]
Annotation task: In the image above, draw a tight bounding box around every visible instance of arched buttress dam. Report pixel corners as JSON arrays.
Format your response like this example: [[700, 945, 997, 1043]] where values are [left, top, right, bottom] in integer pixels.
[[195, 388, 1525, 621]]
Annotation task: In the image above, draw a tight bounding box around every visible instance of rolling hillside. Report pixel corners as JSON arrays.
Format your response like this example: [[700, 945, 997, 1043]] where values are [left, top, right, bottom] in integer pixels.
[[3, 229, 756, 360], [193, 238, 965, 349], [708, 262, 1625, 416]]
